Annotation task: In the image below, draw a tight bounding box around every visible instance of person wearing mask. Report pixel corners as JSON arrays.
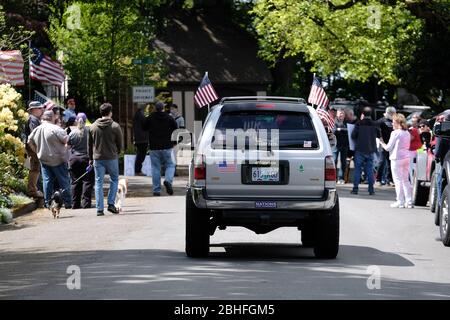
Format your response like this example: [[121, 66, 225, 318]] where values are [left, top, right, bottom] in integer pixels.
[[68, 113, 94, 209], [25, 101, 45, 198], [419, 119, 432, 150], [144, 101, 178, 196], [27, 110, 72, 209], [376, 107, 396, 186], [380, 114, 413, 208], [351, 107, 380, 195], [333, 109, 349, 184], [132, 104, 149, 176], [88, 103, 123, 216]]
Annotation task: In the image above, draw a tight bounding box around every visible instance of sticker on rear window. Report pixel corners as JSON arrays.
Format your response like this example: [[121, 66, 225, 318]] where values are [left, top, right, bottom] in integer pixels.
[[304, 141, 312, 148]]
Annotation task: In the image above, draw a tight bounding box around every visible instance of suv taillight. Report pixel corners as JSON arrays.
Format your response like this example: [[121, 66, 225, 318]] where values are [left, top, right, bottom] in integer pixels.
[[194, 154, 206, 180], [325, 155, 336, 181]]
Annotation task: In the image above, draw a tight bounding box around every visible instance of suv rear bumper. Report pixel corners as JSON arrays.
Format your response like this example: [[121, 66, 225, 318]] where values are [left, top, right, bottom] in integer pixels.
[[191, 187, 337, 211]]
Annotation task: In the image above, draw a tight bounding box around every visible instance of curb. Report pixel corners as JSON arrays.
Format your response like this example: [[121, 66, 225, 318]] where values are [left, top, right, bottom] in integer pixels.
[[12, 201, 40, 218]]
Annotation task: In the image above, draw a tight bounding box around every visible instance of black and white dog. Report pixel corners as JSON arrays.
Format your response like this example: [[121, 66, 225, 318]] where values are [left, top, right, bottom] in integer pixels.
[[49, 190, 64, 219]]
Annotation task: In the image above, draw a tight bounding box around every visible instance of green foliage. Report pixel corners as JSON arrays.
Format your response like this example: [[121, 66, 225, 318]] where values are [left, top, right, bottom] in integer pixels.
[[0, 4, 33, 51], [9, 194, 33, 207], [252, 0, 423, 85], [48, 0, 167, 110], [0, 194, 13, 209]]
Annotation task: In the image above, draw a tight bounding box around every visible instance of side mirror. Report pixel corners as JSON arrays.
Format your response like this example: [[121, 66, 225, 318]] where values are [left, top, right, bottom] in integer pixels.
[[434, 121, 450, 137]]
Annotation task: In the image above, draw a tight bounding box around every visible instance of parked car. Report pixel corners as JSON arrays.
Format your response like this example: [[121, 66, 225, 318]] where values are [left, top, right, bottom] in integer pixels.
[[431, 120, 450, 246], [186, 96, 339, 258]]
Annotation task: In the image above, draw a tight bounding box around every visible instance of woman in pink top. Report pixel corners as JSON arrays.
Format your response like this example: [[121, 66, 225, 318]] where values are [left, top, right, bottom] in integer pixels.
[[380, 114, 413, 208]]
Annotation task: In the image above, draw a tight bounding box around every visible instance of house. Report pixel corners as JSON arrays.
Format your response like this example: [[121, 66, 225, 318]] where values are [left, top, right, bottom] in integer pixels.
[[153, 12, 273, 133]]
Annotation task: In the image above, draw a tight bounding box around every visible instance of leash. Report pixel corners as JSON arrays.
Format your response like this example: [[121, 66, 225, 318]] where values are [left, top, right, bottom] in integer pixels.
[[58, 165, 93, 195]]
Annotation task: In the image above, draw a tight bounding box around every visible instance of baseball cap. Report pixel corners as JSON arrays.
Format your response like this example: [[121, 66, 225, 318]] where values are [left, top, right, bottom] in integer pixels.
[[28, 101, 44, 110]]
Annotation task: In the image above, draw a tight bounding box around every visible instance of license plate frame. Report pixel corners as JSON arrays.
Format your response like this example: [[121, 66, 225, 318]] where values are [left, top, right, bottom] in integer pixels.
[[255, 201, 277, 209], [251, 166, 280, 182]]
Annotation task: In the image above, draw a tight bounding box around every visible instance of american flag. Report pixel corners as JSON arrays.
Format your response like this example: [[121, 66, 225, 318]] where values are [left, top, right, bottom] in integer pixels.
[[194, 72, 219, 108], [217, 160, 237, 173], [0, 50, 25, 86], [34, 91, 57, 110], [30, 47, 65, 87], [308, 77, 334, 130]]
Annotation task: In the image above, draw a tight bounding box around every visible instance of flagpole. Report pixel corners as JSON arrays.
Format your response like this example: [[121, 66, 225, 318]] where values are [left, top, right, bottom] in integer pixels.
[[28, 40, 32, 103]]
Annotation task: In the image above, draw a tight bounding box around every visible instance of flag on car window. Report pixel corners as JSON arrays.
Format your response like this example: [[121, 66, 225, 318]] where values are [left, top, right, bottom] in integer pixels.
[[30, 47, 65, 87], [308, 76, 334, 130], [0, 50, 25, 86], [194, 72, 219, 108], [34, 90, 58, 110]]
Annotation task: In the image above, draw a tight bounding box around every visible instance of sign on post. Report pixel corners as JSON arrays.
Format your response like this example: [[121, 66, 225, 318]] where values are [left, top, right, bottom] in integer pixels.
[[132, 86, 155, 104]]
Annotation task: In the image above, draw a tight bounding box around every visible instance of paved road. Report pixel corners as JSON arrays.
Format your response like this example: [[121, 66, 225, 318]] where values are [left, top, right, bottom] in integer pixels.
[[1, 179, 449, 299]]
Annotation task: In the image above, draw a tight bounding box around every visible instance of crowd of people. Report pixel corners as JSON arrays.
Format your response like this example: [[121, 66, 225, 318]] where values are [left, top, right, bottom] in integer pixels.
[[328, 105, 433, 209], [25, 98, 184, 216]]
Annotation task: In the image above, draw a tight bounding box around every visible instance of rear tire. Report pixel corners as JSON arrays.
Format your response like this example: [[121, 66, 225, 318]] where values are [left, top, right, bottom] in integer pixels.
[[313, 197, 340, 259], [439, 186, 450, 246], [185, 190, 210, 257], [412, 170, 429, 206], [430, 171, 437, 213]]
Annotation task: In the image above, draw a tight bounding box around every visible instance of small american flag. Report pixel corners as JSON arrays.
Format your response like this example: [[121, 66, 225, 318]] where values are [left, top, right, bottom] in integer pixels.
[[0, 50, 25, 86], [34, 91, 57, 110], [308, 76, 334, 130], [217, 160, 237, 173], [30, 46, 65, 87], [194, 72, 219, 108]]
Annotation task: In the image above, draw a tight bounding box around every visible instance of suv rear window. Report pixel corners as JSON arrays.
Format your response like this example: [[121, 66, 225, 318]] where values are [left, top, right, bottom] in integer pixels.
[[213, 111, 319, 150]]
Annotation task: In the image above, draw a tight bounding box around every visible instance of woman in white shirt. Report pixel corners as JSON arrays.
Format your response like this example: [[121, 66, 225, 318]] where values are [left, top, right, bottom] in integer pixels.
[[380, 114, 413, 208]]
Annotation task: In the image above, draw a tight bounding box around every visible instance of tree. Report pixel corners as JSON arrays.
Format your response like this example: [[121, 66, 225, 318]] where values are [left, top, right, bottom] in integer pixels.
[[252, 0, 423, 85], [0, 5, 33, 51], [48, 0, 167, 110]]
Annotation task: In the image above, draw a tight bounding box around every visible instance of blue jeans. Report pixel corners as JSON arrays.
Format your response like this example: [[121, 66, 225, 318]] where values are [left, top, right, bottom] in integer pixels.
[[437, 166, 444, 204], [377, 150, 392, 184], [93, 159, 119, 211], [353, 151, 375, 193], [41, 163, 72, 207], [150, 149, 175, 193]]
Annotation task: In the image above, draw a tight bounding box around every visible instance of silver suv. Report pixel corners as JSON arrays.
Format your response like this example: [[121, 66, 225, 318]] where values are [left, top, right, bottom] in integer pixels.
[[186, 97, 339, 258]]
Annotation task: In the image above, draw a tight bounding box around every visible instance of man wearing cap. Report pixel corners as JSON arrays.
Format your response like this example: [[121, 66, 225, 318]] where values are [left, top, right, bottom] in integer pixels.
[[144, 101, 178, 196], [27, 110, 72, 209], [88, 103, 123, 215], [63, 98, 77, 125], [25, 101, 45, 198]]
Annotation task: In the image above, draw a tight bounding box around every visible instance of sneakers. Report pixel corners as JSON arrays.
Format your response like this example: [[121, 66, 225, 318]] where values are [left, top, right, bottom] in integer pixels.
[[97, 210, 104, 216], [406, 203, 414, 209], [350, 189, 358, 195], [153, 192, 161, 197], [164, 181, 174, 195], [390, 202, 405, 208], [107, 204, 119, 214], [369, 191, 375, 195], [337, 180, 345, 185]]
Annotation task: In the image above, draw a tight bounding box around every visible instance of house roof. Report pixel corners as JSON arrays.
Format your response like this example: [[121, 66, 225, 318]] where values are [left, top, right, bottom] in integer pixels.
[[153, 13, 273, 85]]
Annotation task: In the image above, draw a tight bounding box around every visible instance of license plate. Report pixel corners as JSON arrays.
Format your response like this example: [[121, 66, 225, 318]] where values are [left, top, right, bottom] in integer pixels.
[[255, 201, 277, 209], [251, 167, 280, 182]]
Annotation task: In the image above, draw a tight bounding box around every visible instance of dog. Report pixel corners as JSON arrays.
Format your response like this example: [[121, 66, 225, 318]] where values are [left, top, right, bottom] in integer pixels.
[[49, 190, 64, 219], [115, 178, 128, 212]]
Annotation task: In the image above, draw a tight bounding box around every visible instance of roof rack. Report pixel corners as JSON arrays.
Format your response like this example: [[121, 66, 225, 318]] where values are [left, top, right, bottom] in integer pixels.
[[220, 96, 306, 104]]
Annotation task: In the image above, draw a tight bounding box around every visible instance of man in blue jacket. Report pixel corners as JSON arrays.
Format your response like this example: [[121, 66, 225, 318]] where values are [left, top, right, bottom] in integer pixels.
[[351, 107, 380, 195]]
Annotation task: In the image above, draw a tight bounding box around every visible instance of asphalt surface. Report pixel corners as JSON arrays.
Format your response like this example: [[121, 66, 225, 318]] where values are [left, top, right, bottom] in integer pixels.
[[1, 177, 449, 300]]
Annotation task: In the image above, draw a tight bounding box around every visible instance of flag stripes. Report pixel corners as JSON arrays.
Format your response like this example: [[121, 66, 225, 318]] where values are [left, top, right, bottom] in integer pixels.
[[194, 72, 219, 108], [308, 76, 334, 130], [0, 51, 25, 86], [30, 47, 65, 87]]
